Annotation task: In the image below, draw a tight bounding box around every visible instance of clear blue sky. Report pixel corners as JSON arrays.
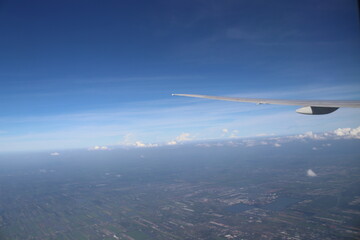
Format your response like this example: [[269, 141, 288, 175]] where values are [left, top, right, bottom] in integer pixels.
[[0, 0, 359, 152]]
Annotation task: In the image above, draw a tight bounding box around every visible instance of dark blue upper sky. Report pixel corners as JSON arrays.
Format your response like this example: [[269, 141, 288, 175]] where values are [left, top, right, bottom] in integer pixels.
[[0, 0, 359, 151]]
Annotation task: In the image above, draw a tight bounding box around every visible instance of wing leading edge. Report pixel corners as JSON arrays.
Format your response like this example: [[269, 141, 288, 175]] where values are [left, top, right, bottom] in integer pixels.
[[172, 94, 360, 115]]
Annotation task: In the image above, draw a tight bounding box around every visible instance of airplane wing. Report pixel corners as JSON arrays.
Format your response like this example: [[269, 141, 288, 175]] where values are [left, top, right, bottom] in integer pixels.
[[172, 94, 360, 115]]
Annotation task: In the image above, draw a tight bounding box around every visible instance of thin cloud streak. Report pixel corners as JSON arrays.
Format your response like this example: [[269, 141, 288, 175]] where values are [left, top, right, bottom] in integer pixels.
[[1, 83, 359, 124]]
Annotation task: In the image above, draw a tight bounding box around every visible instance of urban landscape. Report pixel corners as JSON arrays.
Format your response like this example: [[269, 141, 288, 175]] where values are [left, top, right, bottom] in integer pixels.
[[0, 139, 359, 239]]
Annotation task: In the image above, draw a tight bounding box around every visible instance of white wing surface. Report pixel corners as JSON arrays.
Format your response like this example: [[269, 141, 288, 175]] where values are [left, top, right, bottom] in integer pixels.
[[172, 94, 360, 115]]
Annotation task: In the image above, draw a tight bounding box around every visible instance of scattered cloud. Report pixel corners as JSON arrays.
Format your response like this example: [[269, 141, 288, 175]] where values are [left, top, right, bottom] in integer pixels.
[[164, 133, 193, 146], [117, 133, 158, 148], [134, 141, 146, 147], [334, 127, 360, 139], [42, 125, 360, 152], [255, 133, 275, 137], [88, 145, 109, 151], [307, 169, 317, 177], [176, 133, 191, 142], [133, 141, 158, 148], [195, 126, 360, 149], [167, 140, 177, 145], [221, 129, 239, 138], [117, 133, 138, 146], [290, 126, 360, 141], [229, 130, 239, 138], [294, 131, 325, 140]]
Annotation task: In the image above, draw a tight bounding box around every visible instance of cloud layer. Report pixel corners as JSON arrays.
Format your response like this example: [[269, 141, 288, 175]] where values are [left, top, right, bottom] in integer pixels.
[[99, 126, 360, 150]]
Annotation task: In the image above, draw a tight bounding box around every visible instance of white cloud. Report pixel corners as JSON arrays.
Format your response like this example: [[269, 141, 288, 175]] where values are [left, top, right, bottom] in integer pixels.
[[122, 133, 135, 144], [134, 141, 146, 147], [88, 145, 109, 151], [176, 133, 191, 142], [118, 133, 141, 146], [229, 130, 239, 138], [165, 133, 192, 146], [221, 128, 239, 138], [255, 133, 275, 137], [167, 140, 177, 145], [307, 169, 317, 177], [117, 133, 159, 148], [196, 141, 241, 148], [133, 141, 158, 148], [50, 152, 60, 156], [195, 126, 360, 149], [334, 128, 351, 136], [334, 126, 360, 139], [166, 125, 360, 149], [179, 126, 360, 149], [287, 126, 360, 142], [294, 131, 324, 140]]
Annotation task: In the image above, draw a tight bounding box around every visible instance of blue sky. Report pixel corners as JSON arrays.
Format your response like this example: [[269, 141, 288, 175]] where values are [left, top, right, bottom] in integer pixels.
[[0, 0, 359, 152]]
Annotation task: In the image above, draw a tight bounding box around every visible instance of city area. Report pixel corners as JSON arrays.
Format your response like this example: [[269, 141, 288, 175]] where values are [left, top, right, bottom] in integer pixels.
[[0, 139, 359, 239]]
